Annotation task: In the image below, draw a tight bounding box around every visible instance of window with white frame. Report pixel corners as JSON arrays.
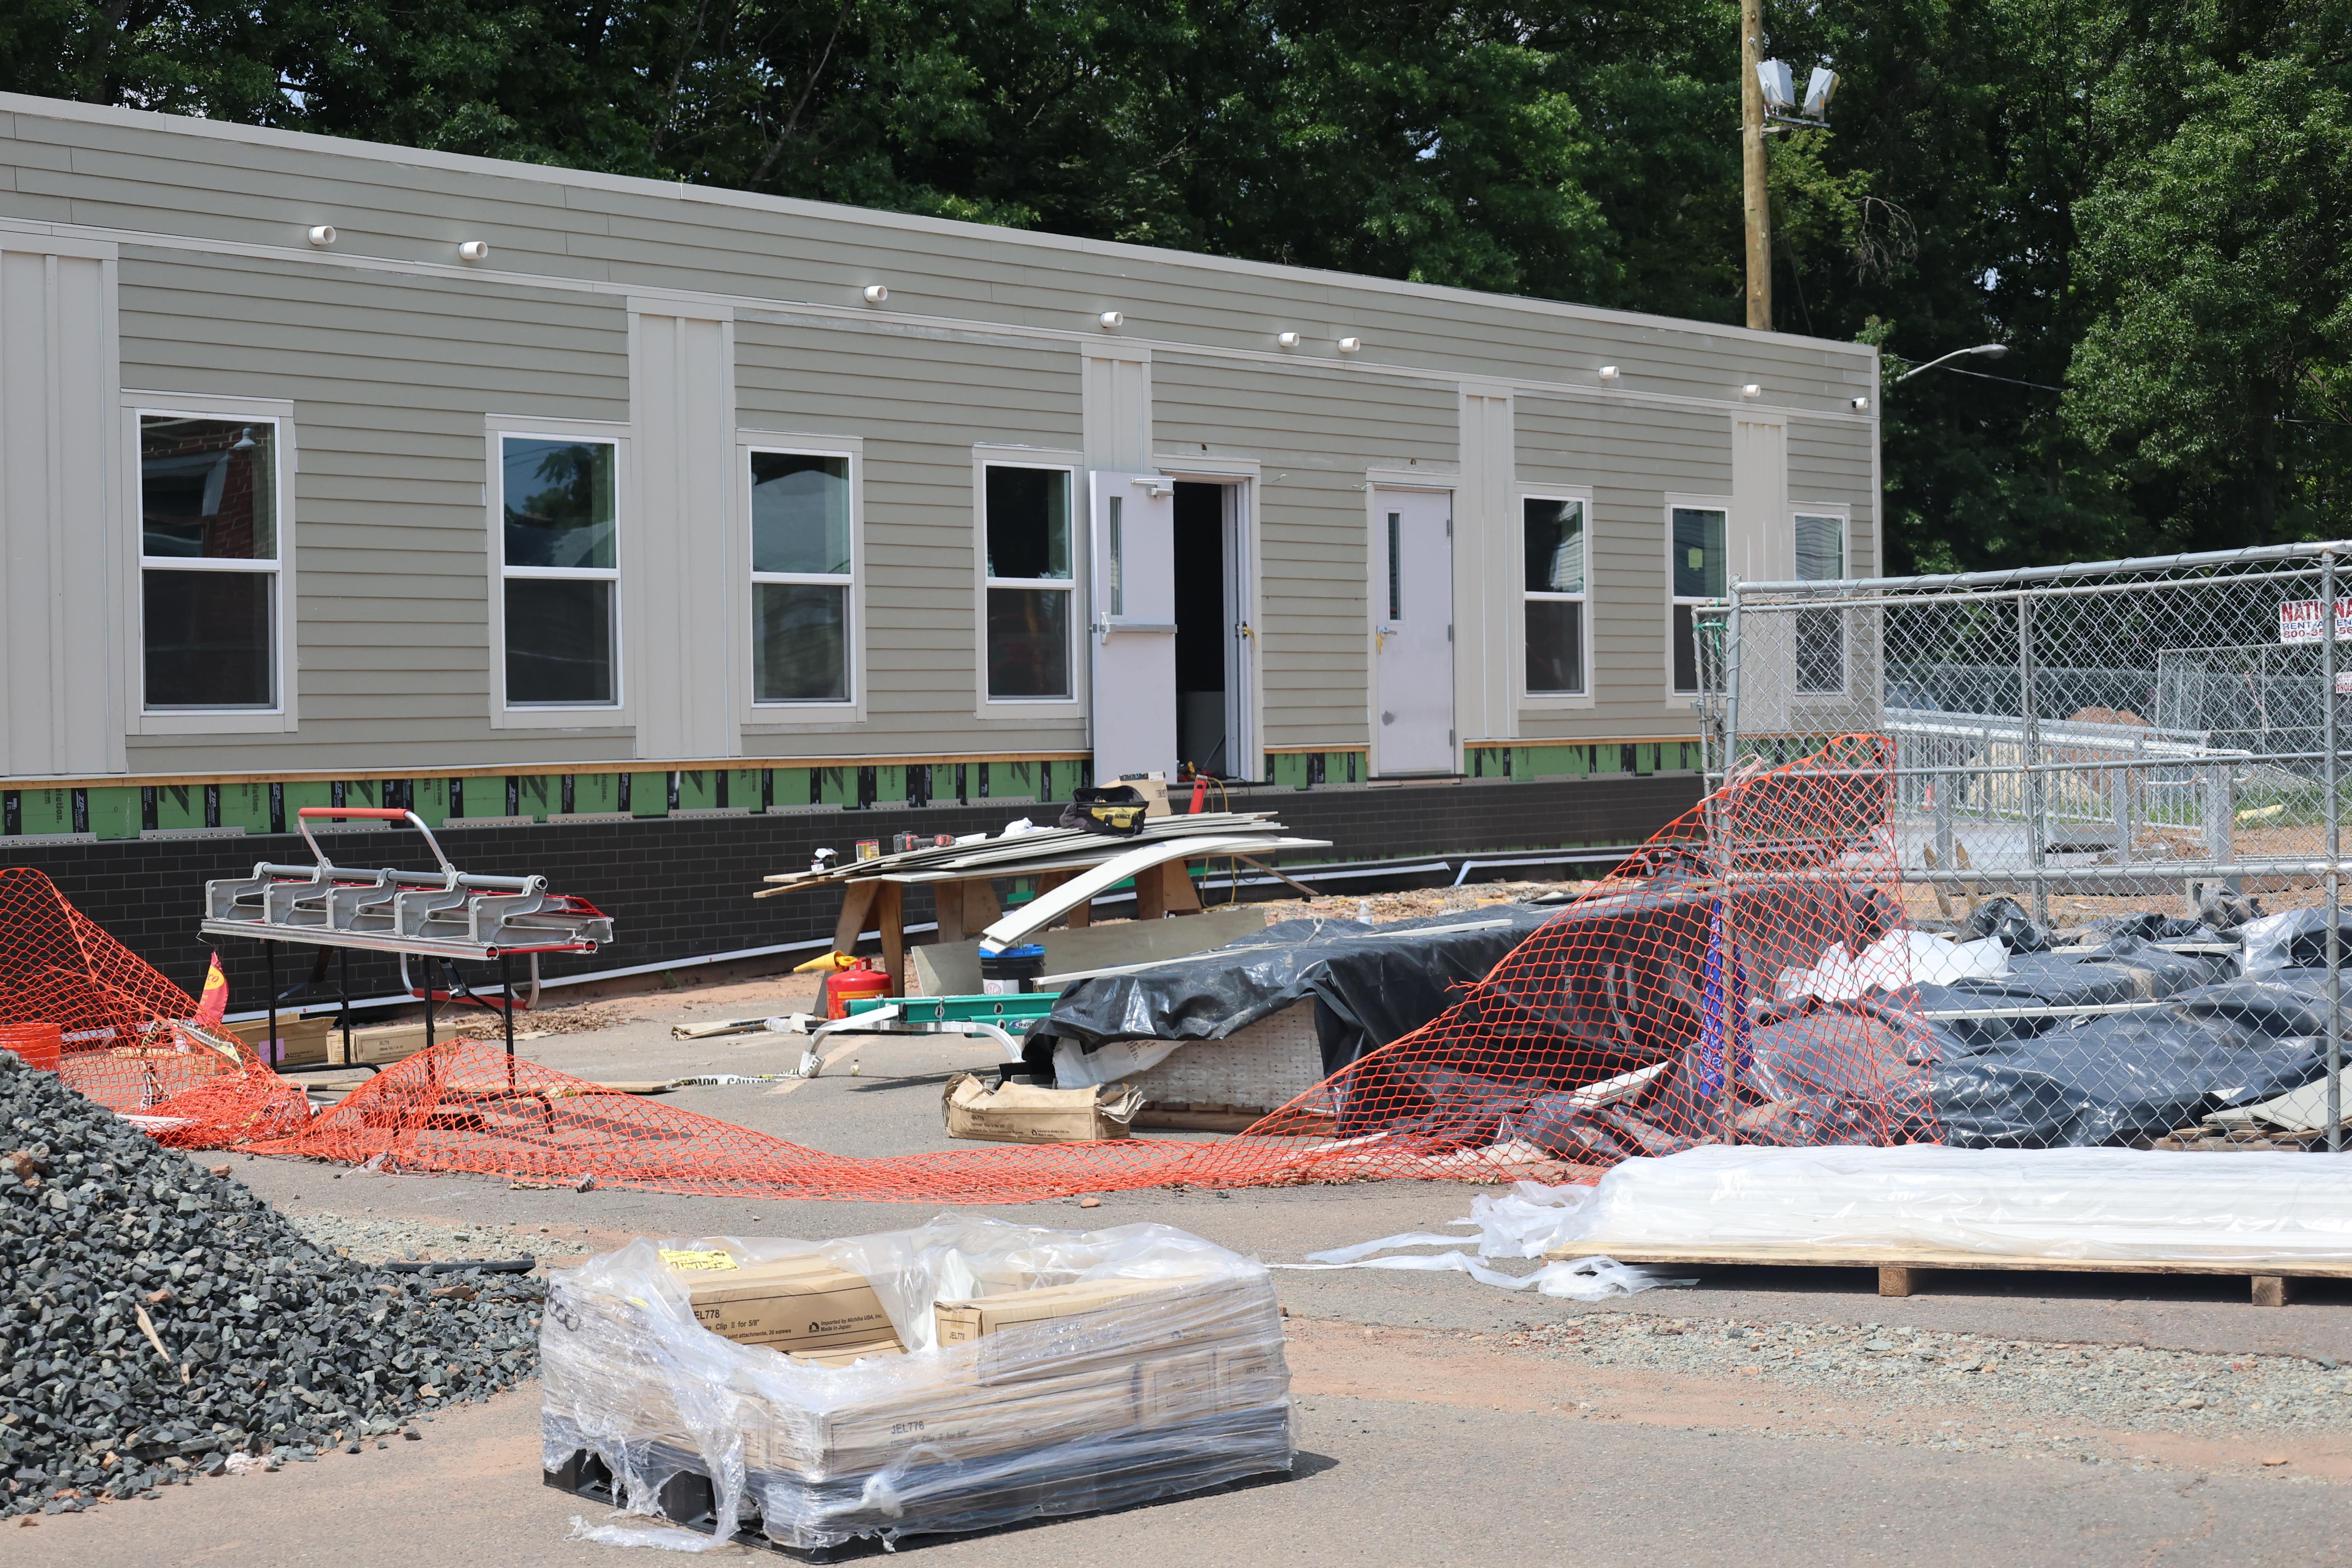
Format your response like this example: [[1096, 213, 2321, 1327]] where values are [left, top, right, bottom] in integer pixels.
[[750, 449, 853, 703], [1523, 496, 1587, 695], [984, 464, 1074, 700], [139, 413, 281, 710], [1794, 512, 1847, 694], [499, 434, 619, 706], [1670, 505, 1727, 693]]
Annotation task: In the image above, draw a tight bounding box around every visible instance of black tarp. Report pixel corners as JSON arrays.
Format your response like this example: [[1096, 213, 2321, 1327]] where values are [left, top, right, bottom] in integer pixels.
[[1036, 909, 1561, 1076]]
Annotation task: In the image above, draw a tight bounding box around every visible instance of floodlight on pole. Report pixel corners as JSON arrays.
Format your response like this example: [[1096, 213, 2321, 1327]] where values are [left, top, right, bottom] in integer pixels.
[[1803, 66, 1838, 117], [1892, 343, 2009, 384], [1760, 58, 1836, 131]]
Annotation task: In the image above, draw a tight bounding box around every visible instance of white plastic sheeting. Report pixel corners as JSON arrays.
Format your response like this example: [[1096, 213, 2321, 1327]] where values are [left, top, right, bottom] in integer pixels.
[[547, 1218, 1293, 1553], [1546, 1143, 2352, 1263], [1775, 929, 2010, 1001], [1274, 1182, 1692, 1299]]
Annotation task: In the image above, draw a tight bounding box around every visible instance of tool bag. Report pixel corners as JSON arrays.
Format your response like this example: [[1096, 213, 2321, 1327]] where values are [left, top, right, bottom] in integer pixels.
[[1058, 784, 1149, 837]]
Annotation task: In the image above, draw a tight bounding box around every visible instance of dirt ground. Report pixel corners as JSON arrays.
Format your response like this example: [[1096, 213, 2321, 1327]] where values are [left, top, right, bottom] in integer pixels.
[[13, 942, 2352, 1567]]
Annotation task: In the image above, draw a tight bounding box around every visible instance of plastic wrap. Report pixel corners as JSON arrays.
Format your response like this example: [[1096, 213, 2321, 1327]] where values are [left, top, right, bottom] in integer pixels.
[[1544, 1143, 2352, 1263], [541, 1218, 1294, 1552]]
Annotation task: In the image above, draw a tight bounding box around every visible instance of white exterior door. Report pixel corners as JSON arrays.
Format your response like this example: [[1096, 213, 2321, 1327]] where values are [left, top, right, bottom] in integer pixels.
[[1089, 471, 1178, 781], [1373, 488, 1455, 774]]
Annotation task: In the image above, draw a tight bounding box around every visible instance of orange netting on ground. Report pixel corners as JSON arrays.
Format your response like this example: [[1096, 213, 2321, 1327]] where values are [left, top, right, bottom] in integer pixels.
[[0, 735, 1938, 1200]]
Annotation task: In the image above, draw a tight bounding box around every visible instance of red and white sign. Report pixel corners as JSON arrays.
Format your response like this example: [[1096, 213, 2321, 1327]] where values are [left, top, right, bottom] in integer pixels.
[[2278, 597, 2352, 643]]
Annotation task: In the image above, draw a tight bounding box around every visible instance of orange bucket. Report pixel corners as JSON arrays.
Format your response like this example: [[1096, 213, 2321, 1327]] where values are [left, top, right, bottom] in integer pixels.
[[0, 1022, 63, 1073]]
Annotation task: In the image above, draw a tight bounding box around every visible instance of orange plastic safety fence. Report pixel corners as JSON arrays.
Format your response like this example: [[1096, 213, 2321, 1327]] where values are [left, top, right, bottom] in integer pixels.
[[0, 735, 1936, 1199]]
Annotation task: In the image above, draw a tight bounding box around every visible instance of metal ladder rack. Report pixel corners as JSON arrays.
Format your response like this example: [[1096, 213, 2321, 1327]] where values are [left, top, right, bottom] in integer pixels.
[[199, 807, 613, 1073]]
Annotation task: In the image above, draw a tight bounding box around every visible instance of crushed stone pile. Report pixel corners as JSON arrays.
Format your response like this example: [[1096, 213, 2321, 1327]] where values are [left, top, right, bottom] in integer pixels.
[[0, 1052, 545, 1521]]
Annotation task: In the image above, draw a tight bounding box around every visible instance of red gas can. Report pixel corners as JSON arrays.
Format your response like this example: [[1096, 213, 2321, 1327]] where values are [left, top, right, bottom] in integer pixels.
[[823, 959, 893, 1019]]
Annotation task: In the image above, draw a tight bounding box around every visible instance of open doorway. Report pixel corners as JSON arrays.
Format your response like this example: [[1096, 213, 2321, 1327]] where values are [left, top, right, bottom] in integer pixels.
[[1172, 480, 1252, 779]]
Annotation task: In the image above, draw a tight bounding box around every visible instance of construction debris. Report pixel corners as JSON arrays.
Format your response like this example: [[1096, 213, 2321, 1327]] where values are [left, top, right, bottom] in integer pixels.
[[754, 810, 1319, 900], [544, 1221, 1293, 1553], [0, 1051, 544, 1520], [941, 1073, 1144, 1143]]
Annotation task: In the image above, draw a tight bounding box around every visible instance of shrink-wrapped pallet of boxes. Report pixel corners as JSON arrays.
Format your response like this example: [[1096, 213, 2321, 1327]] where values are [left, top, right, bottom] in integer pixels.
[[540, 1219, 1294, 1553]]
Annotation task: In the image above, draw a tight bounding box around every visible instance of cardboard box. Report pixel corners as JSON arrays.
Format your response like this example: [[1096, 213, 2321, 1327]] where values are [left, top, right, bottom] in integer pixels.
[[228, 1015, 334, 1067], [759, 1342, 1286, 1479], [785, 1341, 907, 1370], [934, 1272, 1276, 1384], [941, 1073, 1142, 1143], [662, 1248, 900, 1355], [310, 1021, 439, 1065]]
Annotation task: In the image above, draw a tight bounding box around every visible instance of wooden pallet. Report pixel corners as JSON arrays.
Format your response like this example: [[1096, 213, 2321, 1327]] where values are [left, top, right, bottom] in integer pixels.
[[1548, 1240, 2352, 1307]]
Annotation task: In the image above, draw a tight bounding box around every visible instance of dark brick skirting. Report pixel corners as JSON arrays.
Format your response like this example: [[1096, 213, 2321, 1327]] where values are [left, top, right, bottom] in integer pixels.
[[1, 774, 1699, 1007]]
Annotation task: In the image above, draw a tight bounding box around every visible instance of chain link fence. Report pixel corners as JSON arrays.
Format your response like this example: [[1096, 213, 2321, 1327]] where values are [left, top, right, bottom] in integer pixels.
[[1698, 542, 2352, 1153]]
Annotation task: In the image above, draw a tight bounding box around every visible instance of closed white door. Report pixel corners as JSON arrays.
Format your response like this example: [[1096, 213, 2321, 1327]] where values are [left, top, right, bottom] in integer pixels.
[[1373, 488, 1455, 774], [1089, 471, 1178, 780]]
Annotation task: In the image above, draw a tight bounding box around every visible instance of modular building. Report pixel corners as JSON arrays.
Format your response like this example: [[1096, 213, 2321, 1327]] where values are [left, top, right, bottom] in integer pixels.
[[0, 91, 1880, 992]]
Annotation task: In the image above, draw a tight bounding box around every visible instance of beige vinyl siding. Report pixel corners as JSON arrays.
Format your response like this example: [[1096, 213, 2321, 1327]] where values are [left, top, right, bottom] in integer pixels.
[[1515, 394, 1730, 740], [0, 99, 1877, 420], [1, 97, 1881, 783], [117, 248, 630, 774], [1791, 418, 1878, 575], [733, 313, 1083, 756], [1154, 352, 1457, 750]]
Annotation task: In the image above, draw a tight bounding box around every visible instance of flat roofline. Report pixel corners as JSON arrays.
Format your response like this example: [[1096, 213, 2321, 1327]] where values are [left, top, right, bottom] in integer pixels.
[[0, 91, 1873, 363]]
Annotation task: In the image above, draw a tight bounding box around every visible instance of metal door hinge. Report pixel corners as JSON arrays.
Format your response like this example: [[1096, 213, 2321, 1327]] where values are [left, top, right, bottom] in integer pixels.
[[1446, 624, 1454, 642], [1448, 729, 1456, 746]]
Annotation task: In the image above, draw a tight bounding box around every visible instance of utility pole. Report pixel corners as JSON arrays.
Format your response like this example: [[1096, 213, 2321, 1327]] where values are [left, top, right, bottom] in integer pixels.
[[1739, 0, 1771, 331]]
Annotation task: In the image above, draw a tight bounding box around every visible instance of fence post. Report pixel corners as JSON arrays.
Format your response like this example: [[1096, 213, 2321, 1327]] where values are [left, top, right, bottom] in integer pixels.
[[2018, 593, 2048, 927], [1717, 582, 1743, 1149], [2325, 549, 2341, 1153]]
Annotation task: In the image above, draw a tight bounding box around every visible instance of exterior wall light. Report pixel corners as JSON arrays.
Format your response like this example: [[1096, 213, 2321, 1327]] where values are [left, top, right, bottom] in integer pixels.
[[306, 225, 337, 248], [457, 240, 491, 262], [1337, 336, 1362, 354], [1098, 310, 1124, 330], [862, 284, 888, 304], [1597, 365, 1621, 382], [1740, 383, 1763, 399], [1276, 331, 1301, 348]]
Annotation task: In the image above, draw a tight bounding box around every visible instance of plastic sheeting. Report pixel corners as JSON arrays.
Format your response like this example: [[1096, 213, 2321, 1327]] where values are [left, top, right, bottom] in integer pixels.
[[1038, 909, 1559, 1074], [543, 1218, 1292, 1553], [1544, 1143, 2352, 1262], [1931, 974, 2334, 1147], [1272, 1181, 1692, 1299]]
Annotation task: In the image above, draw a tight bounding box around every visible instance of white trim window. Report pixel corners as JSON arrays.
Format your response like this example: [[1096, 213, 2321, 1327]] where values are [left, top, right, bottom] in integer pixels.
[[983, 462, 1076, 701], [749, 446, 856, 705], [497, 430, 621, 709], [137, 408, 286, 713], [1794, 510, 1848, 695], [1670, 504, 1728, 694], [1522, 495, 1588, 697]]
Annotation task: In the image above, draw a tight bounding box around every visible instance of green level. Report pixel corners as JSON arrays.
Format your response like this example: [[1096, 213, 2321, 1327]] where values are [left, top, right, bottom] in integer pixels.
[[845, 992, 1060, 1024]]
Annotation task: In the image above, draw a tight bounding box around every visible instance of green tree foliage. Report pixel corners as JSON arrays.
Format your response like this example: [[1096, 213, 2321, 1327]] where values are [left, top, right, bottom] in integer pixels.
[[6, 0, 2348, 569]]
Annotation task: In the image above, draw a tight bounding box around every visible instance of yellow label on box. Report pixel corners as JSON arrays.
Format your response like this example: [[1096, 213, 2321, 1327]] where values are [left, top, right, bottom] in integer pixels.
[[659, 1249, 740, 1272]]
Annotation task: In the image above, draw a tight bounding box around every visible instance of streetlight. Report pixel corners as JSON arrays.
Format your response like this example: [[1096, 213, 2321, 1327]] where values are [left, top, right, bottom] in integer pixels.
[[1892, 343, 2007, 383]]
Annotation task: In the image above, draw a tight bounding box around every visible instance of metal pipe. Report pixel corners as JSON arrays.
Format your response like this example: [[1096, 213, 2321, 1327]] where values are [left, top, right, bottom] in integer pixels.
[[2018, 594, 2048, 927], [1735, 537, 2352, 596], [2328, 550, 2343, 1153], [250, 862, 542, 893]]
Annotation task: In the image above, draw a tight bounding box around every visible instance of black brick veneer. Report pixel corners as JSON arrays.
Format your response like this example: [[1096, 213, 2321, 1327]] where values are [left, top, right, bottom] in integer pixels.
[[2, 775, 1699, 1004]]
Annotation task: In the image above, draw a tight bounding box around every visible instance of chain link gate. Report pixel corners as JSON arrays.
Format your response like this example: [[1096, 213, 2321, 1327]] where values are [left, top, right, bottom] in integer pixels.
[[1701, 542, 2352, 1153]]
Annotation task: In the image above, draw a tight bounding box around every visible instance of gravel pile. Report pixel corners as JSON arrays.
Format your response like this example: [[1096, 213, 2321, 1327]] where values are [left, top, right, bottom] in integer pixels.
[[0, 1052, 546, 1521], [1482, 1312, 2352, 1441]]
